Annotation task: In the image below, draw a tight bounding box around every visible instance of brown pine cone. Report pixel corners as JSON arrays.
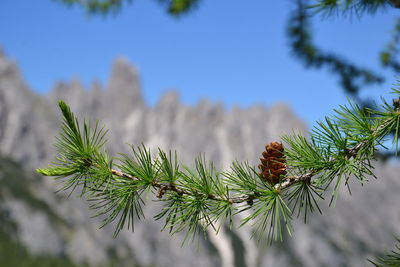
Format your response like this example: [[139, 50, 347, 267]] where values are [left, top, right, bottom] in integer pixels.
[[258, 142, 287, 185]]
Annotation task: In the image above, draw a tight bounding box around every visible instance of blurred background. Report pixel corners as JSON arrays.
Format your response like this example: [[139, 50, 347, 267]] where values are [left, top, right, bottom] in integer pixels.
[[0, 0, 400, 266]]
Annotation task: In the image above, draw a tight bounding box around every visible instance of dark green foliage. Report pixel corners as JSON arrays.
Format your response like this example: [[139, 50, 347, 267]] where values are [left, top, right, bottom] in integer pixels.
[[53, 0, 400, 103], [310, 0, 393, 16], [54, 0, 199, 15], [283, 0, 399, 102], [53, 0, 132, 15], [372, 92, 400, 153], [380, 19, 400, 72], [287, 0, 384, 97], [158, 0, 200, 15], [369, 239, 400, 267], [53, 0, 400, 102]]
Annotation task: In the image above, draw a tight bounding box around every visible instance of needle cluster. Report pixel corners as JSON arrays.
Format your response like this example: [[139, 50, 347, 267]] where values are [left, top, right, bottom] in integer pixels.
[[369, 238, 400, 266]]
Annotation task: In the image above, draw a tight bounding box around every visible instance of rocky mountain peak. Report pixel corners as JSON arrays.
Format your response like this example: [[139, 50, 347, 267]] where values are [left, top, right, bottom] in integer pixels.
[[156, 90, 180, 108], [106, 57, 143, 112], [0, 52, 20, 82], [49, 78, 86, 114]]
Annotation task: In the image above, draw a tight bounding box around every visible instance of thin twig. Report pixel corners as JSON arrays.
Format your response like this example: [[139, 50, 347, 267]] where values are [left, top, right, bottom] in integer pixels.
[[111, 168, 228, 202], [110, 167, 312, 204]]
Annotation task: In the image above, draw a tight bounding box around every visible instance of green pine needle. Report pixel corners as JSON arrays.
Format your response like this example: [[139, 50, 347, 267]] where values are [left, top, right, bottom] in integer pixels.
[[369, 239, 400, 267]]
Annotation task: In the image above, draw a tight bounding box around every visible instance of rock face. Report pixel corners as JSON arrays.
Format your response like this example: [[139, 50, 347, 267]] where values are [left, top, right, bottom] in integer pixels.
[[0, 49, 399, 267], [0, 53, 55, 167]]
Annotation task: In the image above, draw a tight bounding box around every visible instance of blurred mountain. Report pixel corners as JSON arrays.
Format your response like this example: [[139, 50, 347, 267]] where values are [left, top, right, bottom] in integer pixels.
[[0, 48, 399, 267]]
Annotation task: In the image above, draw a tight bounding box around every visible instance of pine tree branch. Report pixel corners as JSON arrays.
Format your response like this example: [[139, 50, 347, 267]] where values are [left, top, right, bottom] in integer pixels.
[[37, 90, 400, 242]]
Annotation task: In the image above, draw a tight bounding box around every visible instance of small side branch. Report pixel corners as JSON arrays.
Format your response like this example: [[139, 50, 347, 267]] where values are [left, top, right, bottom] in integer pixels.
[[110, 167, 314, 204], [111, 168, 228, 202], [275, 172, 314, 191]]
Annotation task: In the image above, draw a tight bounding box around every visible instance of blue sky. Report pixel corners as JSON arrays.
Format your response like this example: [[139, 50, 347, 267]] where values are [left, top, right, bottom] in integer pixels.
[[0, 0, 398, 125]]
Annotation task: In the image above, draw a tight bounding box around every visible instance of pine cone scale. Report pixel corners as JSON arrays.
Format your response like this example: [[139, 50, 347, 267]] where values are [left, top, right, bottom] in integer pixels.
[[258, 141, 287, 185]]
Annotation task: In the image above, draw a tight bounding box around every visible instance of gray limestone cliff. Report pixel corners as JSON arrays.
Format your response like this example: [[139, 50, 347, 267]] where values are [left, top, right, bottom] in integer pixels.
[[0, 49, 399, 267]]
